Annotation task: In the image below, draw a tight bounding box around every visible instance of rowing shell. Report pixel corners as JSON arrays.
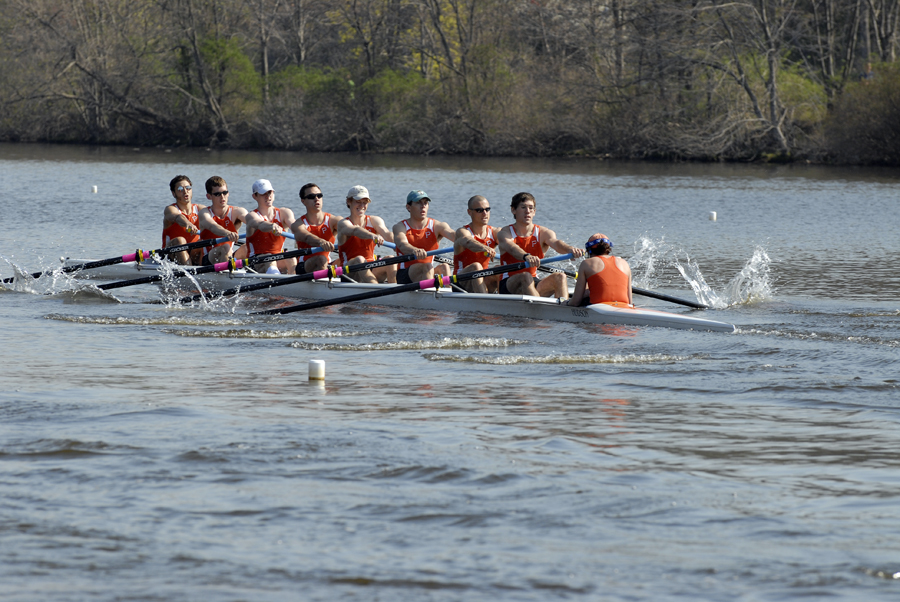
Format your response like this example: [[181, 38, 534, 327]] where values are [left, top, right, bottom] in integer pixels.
[[64, 259, 737, 332]]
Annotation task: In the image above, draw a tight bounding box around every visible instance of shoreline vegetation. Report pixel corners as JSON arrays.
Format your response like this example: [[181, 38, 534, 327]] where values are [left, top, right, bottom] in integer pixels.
[[2, 1, 898, 166]]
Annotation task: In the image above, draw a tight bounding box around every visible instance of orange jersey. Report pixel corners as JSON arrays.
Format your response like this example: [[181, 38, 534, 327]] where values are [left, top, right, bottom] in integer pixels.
[[199, 206, 240, 253], [453, 225, 496, 274], [247, 208, 286, 256], [296, 213, 336, 261], [340, 216, 378, 264], [162, 203, 200, 247], [397, 218, 438, 268], [500, 225, 543, 279], [587, 257, 631, 305]]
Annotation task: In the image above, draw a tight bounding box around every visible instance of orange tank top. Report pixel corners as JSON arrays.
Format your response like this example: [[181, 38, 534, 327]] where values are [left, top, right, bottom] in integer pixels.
[[340, 216, 378, 264], [296, 213, 335, 260], [398, 218, 437, 268], [454, 225, 496, 274], [247, 208, 286, 256], [199, 206, 240, 254], [162, 203, 200, 247], [500, 225, 542, 279], [587, 256, 631, 305]]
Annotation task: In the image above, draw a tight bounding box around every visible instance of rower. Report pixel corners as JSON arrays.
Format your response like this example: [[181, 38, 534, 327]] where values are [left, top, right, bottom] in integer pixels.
[[567, 234, 633, 307], [244, 179, 296, 274], [392, 190, 455, 284], [453, 195, 500, 293], [290, 183, 340, 274], [497, 192, 584, 299], [336, 185, 394, 284], [198, 176, 248, 266], [162, 175, 201, 265]]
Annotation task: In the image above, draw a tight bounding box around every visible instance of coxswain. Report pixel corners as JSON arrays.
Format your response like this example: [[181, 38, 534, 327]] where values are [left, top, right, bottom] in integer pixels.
[[335, 185, 394, 283], [453, 195, 500, 293], [162, 175, 201, 265], [244, 179, 296, 274], [290, 183, 340, 274], [497, 192, 584, 299], [392, 190, 455, 284], [567, 234, 633, 307], [198, 176, 248, 266]]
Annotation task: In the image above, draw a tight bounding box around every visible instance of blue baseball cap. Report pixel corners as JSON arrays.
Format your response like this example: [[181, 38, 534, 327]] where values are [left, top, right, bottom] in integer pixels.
[[406, 190, 430, 204]]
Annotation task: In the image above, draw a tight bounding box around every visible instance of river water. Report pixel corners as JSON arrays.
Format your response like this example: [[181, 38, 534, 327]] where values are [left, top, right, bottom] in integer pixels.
[[1, 143, 899, 601]]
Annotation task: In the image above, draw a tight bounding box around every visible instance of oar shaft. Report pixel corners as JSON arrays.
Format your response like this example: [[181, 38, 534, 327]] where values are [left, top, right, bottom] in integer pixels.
[[256, 254, 574, 315], [98, 247, 317, 291], [3, 234, 247, 284], [538, 260, 709, 310]]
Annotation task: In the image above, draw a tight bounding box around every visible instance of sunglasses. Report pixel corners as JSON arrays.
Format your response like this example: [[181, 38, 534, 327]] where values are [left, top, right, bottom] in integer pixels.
[[302, 193, 324, 200], [176, 185, 192, 192], [211, 190, 229, 197], [471, 207, 490, 213]]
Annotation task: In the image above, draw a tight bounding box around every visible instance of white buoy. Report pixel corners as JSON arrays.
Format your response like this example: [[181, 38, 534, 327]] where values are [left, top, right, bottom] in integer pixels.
[[309, 359, 325, 381], [709, 211, 717, 221], [92, 185, 98, 193]]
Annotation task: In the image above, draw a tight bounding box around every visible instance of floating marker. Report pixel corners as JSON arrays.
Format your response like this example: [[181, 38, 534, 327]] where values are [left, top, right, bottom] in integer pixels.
[[92, 185, 98, 193], [309, 359, 325, 381], [709, 211, 717, 221]]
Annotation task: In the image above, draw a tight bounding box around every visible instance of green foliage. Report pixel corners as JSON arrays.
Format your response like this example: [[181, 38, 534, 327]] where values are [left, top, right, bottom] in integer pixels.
[[826, 62, 900, 164], [199, 37, 261, 115]]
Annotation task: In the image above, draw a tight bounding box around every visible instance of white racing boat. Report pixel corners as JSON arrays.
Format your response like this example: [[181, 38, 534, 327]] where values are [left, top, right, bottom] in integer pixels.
[[63, 258, 737, 333]]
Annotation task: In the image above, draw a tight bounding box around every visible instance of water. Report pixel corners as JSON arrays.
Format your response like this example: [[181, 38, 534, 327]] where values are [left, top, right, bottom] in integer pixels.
[[1, 143, 899, 601]]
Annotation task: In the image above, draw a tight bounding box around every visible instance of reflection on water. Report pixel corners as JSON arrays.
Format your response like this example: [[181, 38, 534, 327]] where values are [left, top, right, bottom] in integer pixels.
[[3, 143, 900, 601]]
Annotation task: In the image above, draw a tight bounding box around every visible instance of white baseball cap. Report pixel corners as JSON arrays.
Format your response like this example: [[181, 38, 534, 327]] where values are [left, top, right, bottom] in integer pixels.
[[252, 179, 274, 194], [347, 185, 369, 200]]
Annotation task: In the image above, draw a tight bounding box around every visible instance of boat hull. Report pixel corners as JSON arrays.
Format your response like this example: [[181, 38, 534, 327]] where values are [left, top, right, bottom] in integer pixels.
[[64, 260, 737, 332]]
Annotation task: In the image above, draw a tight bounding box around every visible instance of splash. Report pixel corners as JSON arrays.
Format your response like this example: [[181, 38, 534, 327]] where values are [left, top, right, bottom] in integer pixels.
[[424, 352, 694, 365], [291, 337, 527, 351], [165, 327, 376, 338], [46, 314, 252, 326], [1, 253, 122, 300], [720, 247, 774, 306], [629, 236, 773, 309]]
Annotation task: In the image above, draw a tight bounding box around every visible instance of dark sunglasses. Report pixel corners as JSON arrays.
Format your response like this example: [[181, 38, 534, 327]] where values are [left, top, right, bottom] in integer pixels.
[[302, 193, 324, 200], [211, 190, 229, 197], [471, 207, 490, 213]]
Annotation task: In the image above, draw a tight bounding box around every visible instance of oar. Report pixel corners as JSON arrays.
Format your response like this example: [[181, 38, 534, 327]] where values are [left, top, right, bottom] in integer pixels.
[[97, 247, 318, 291], [177, 246, 455, 304], [2, 234, 247, 284], [254, 254, 574, 316], [435, 254, 709, 309]]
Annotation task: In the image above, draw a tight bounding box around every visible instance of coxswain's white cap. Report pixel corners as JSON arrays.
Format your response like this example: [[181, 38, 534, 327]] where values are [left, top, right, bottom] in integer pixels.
[[347, 185, 369, 200], [252, 179, 274, 194]]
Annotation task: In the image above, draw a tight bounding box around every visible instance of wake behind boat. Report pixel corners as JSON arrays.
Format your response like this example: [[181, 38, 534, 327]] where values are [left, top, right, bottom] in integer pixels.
[[61, 258, 737, 333]]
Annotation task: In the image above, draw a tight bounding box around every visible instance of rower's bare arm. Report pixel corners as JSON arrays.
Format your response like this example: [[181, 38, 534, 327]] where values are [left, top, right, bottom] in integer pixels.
[[392, 224, 426, 258], [436, 221, 456, 242], [163, 205, 197, 233], [280, 208, 296, 231], [567, 263, 589, 306], [499, 230, 533, 263], [337, 219, 383, 246], [456, 226, 495, 259], [199, 209, 237, 240], [543, 228, 584, 258], [371, 217, 394, 243]]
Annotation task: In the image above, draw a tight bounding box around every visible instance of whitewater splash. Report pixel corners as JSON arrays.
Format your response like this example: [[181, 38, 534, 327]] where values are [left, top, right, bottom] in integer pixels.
[[629, 237, 773, 309]]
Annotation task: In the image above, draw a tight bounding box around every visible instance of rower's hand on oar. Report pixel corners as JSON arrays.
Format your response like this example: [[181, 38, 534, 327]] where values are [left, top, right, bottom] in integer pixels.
[[225, 231, 240, 243], [524, 253, 540, 268], [374, 234, 384, 246], [482, 246, 497, 261], [412, 247, 427, 260], [572, 247, 585, 259], [320, 240, 336, 252], [270, 223, 283, 236]]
